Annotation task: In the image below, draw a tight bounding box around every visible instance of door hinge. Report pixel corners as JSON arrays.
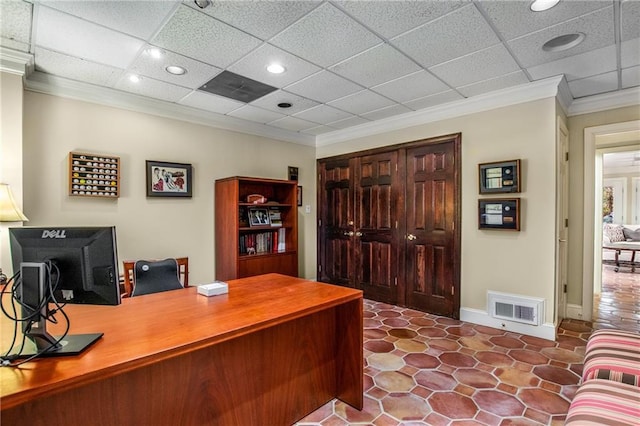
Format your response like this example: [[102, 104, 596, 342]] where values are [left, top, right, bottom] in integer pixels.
[[318, 219, 322, 227], [565, 152, 569, 162], [451, 286, 455, 296], [394, 277, 398, 286], [318, 264, 322, 272], [395, 220, 398, 229], [565, 218, 568, 228], [563, 284, 567, 293]]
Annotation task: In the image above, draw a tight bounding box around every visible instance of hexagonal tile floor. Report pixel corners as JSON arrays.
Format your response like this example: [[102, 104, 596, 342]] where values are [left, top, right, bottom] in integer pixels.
[[296, 300, 591, 426]]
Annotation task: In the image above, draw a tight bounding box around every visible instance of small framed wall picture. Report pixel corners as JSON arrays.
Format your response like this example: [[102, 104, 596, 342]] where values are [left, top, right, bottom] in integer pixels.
[[478, 159, 521, 194], [288, 166, 299, 181], [478, 198, 521, 231], [146, 160, 193, 197]]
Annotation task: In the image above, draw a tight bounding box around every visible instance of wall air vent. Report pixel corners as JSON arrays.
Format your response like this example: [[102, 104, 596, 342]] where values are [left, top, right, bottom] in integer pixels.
[[198, 71, 277, 103], [488, 291, 544, 326]]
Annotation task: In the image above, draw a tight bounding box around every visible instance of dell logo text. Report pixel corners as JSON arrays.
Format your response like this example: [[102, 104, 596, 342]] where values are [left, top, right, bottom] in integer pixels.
[[41, 230, 67, 239]]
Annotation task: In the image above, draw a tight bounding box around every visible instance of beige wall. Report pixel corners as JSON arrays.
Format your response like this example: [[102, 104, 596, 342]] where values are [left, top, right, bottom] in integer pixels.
[[21, 92, 317, 284], [0, 72, 25, 274], [566, 106, 640, 306], [318, 98, 559, 323]]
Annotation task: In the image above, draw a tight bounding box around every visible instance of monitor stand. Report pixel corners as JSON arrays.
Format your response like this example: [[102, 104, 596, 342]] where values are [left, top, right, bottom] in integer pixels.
[[8, 333, 104, 358]]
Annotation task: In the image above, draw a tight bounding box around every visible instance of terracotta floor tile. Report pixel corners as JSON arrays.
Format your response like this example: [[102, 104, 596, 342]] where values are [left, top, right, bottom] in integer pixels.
[[473, 390, 526, 417], [429, 391, 478, 419], [298, 267, 639, 426]]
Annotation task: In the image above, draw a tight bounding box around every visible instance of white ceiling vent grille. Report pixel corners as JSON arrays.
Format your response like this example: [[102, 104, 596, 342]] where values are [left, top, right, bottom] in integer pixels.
[[488, 291, 544, 326]]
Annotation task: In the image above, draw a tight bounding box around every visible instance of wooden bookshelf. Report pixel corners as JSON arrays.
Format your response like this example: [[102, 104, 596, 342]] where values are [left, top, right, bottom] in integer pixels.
[[215, 176, 298, 280]]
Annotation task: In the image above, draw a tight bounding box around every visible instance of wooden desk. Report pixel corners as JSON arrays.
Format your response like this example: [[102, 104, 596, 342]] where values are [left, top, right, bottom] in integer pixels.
[[1, 274, 363, 425]]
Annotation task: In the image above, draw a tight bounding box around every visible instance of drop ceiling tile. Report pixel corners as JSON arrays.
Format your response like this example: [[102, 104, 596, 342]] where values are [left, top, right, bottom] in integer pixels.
[[115, 75, 192, 103], [129, 47, 222, 89], [621, 0, 640, 41], [270, 2, 381, 67], [249, 90, 319, 115], [457, 71, 529, 98], [268, 116, 317, 132], [507, 6, 614, 68], [189, 0, 320, 40], [284, 70, 363, 103], [152, 5, 261, 69], [228, 44, 320, 88], [430, 44, 520, 87], [227, 104, 286, 124], [300, 125, 337, 136], [293, 104, 352, 125], [479, 0, 609, 41], [327, 116, 370, 129], [392, 4, 499, 68], [361, 104, 413, 121], [335, 0, 467, 39], [328, 90, 395, 115], [34, 47, 123, 87], [622, 66, 640, 89], [35, 6, 145, 69], [179, 91, 245, 115], [404, 90, 464, 111], [39, 0, 178, 40], [1, 0, 32, 49], [568, 71, 618, 98], [371, 70, 450, 103], [621, 37, 640, 68], [329, 43, 420, 88], [527, 44, 616, 81]]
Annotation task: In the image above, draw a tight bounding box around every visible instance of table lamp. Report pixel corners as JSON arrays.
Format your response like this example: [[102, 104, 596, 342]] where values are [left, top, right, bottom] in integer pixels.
[[0, 183, 28, 284]]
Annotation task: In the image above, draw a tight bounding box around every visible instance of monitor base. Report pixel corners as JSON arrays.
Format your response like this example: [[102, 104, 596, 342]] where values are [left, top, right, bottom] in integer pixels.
[[8, 333, 103, 358]]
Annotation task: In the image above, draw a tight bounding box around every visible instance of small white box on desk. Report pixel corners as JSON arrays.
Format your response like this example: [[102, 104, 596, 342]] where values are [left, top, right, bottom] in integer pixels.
[[197, 281, 228, 297]]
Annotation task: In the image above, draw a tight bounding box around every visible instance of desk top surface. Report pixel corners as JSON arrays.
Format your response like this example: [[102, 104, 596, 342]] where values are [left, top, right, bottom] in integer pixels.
[[0, 274, 362, 408]]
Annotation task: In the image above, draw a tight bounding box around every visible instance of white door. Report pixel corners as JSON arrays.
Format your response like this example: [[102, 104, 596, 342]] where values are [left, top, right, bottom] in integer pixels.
[[632, 177, 640, 224], [555, 120, 569, 322]]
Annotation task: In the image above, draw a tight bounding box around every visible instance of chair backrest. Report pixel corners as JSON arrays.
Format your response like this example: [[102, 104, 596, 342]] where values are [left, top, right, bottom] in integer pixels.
[[122, 257, 188, 297]]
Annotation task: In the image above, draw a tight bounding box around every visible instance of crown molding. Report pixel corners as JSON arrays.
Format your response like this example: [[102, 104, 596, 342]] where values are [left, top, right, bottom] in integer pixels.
[[316, 76, 565, 147], [23, 71, 316, 146], [568, 86, 640, 117], [0, 48, 34, 76]]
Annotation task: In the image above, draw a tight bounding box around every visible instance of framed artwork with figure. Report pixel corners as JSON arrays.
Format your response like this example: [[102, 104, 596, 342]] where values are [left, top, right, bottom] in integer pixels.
[[146, 160, 192, 197]]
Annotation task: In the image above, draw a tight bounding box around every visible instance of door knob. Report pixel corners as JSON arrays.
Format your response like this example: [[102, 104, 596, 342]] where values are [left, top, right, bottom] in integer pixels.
[[355, 231, 363, 237], [407, 234, 417, 241], [348, 220, 354, 226], [343, 231, 354, 237]]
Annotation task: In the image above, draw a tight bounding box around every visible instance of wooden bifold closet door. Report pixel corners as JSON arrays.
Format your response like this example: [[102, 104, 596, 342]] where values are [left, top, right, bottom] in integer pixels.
[[318, 134, 461, 318]]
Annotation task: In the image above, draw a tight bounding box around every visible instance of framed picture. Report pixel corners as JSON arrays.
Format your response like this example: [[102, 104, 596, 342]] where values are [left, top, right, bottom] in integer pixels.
[[479, 198, 520, 231], [288, 166, 299, 181], [297, 186, 302, 206], [479, 159, 521, 194], [146, 160, 192, 197], [248, 208, 270, 227]]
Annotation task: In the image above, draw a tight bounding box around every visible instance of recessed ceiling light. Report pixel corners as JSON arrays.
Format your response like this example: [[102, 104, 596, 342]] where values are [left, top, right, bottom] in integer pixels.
[[128, 74, 142, 83], [194, 0, 211, 9], [146, 47, 164, 59], [166, 65, 187, 75], [530, 0, 560, 12], [267, 63, 286, 74], [277, 102, 292, 109], [542, 32, 585, 52]]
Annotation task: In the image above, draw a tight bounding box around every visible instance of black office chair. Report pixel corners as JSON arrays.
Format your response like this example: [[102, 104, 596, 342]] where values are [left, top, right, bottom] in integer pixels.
[[130, 258, 184, 297]]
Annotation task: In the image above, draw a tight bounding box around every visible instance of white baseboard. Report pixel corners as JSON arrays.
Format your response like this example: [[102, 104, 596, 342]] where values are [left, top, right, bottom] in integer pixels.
[[566, 304, 585, 321], [460, 308, 557, 341]]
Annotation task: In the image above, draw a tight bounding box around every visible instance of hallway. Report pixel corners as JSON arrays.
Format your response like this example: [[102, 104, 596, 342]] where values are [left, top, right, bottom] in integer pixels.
[[593, 265, 640, 333]]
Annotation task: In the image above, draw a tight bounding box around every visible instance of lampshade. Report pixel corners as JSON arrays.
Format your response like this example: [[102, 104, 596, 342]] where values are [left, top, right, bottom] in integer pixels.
[[0, 183, 28, 222]]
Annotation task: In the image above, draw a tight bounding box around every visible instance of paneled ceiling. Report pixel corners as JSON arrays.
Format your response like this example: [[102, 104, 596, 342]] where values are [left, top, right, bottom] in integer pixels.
[[1, 0, 639, 144]]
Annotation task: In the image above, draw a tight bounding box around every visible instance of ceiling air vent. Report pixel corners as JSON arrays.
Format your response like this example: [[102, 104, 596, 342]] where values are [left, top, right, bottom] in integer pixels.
[[198, 71, 277, 103]]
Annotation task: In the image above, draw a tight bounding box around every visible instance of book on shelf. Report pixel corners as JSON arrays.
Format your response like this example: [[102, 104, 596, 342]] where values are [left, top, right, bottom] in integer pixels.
[[239, 229, 286, 255], [268, 207, 282, 227]]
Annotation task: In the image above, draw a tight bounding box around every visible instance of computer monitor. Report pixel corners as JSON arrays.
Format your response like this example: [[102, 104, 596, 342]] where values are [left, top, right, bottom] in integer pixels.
[[6, 226, 121, 358]]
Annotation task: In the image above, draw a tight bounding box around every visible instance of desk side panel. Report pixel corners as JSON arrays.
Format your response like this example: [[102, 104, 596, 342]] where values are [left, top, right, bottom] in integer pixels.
[[336, 297, 364, 409], [1, 308, 338, 426]]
